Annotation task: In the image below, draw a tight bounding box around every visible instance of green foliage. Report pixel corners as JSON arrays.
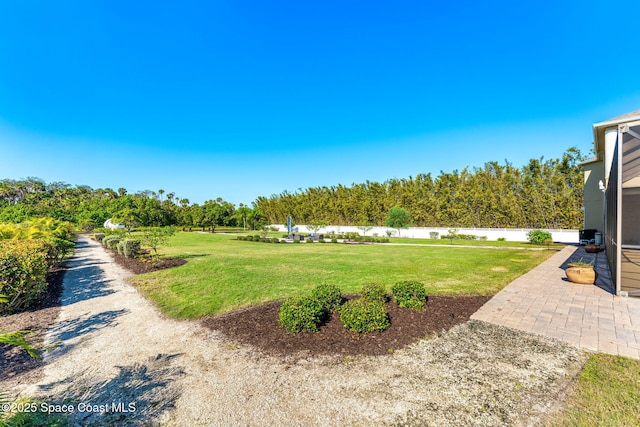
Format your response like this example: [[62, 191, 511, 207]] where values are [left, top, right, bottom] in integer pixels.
[[117, 239, 141, 258], [0, 329, 38, 358], [278, 296, 327, 333], [429, 231, 439, 239], [392, 281, 427, 310], [330, 238, 338, 243], [311, 283, 343, 311], [102, 235, 121, 249], [339, 298, 390, 333], [497, 237, 506, 242], [44, 237, 75, 266], [361, 283, 387, 303], [0, 240, 49, 314], [141, 226, 176, 263], [254, 147, 587, 229], [93, 232, 105, 241], [527, 229, 552, 245], [384, 206, 412, 237]]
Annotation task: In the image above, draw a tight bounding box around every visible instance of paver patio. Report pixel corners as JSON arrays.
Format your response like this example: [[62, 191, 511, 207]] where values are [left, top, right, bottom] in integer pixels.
[[472, 245, 640, 359]]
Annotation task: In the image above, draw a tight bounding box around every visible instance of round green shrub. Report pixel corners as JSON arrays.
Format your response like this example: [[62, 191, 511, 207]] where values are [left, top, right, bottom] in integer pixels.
[[118, 239, 141, 258], [339, 298, 390, 333], [271, 237, 280, 243], [278, 296, 327, 333], [93, 233, 105, 242], [102, 235, 121, 250], [331, 238, 338, 243], [311, 283, 343, 311], [391, 281, 427, 310], [527, 229, 552, 245], [361, 283, 387, 303], [306, 238, 314, 243]]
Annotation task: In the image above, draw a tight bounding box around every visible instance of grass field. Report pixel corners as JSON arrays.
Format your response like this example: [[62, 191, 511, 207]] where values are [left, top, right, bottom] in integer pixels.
[[129, 232, 554, 319], [549, 353, 640, 426]]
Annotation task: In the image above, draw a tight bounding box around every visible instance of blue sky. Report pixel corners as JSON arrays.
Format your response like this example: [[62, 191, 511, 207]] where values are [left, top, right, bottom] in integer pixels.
[[1, 0, 640, 206]]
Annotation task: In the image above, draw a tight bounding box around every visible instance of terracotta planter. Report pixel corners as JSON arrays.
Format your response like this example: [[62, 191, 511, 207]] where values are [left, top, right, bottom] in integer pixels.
[[565, 265, 597, 284], [585, 244, 601, 253]]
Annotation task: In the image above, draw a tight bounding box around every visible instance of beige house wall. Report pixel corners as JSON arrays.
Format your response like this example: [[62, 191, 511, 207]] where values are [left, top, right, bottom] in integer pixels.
[[583, 160, 604, 231]]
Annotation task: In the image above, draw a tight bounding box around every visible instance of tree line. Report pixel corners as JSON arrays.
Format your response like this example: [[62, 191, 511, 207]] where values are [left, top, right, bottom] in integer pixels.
[[0, 147, 587, 230], [255, 147, 587, 229], [0, 180, 265, 231]]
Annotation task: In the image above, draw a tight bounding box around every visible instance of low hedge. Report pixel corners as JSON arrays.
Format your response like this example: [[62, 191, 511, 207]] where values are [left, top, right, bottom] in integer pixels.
[[391, 281, 427, 310], [102, 235, 121, 249], [278, 296, 327, 333], [311, 283, 343, 312], [0, 240, 50, 314], [117, 239, 141, 258], [361, 283, 387, 303], [339, 298, 390, 333]]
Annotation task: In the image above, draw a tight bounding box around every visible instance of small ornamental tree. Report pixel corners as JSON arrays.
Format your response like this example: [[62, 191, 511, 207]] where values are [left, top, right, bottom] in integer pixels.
[[141, 226, 176, 264], [384, 206, 412, 238]]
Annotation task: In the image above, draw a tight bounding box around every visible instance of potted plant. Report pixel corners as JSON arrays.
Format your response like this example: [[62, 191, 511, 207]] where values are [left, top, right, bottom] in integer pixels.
[[565, 259, 597, 284]]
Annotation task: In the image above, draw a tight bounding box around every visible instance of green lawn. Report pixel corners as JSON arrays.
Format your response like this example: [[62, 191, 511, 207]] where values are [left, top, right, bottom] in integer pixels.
[[549, 353, 640, 426], [129, 232, 553, 319]]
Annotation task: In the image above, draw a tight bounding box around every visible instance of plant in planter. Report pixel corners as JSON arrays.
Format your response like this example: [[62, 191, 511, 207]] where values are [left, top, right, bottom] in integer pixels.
[[566, 259, 597, 284]]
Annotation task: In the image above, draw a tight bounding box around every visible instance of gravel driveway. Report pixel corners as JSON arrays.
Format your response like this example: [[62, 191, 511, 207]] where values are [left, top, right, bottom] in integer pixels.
[[21, 235, 586, 426]]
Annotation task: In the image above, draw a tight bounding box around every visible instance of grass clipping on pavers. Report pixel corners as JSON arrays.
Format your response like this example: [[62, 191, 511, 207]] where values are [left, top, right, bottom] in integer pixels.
[[370, 320, 587, 427]]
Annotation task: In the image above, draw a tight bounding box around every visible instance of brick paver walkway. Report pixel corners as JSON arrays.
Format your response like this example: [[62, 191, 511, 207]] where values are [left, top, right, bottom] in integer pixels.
[[472, 245, 640, 359]]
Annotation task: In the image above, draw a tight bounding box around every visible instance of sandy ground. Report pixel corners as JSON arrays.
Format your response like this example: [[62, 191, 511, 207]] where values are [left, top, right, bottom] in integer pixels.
[[10, 235, 586, 426]]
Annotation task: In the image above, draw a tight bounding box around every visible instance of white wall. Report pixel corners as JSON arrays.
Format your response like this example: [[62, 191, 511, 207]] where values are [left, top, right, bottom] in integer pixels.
[[274, 224, 579, 243]]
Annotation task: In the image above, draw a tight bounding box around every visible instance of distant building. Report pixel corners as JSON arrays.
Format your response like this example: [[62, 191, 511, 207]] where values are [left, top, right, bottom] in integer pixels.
[[104, 218, 125, 230], [582, 109, 640, 296]]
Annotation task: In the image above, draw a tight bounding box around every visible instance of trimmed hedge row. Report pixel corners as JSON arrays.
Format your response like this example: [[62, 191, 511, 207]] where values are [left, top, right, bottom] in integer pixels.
[[117, 239, 141, 258]]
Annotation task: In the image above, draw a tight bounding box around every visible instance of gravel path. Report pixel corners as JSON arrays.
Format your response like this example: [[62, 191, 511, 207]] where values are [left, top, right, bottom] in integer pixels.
[[23, 235, 587, 426]]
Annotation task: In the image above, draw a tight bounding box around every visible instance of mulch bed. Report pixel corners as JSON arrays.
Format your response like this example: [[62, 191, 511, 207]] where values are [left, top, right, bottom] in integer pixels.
[[203, 294, 492, 359], [106, 249, 187, 274]]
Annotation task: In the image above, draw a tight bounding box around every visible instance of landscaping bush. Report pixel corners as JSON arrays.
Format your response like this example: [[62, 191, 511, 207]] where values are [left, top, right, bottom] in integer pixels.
[[306, 238, 314, 243], [103, 235, 120, 249], [278, 296, 327, 333], [311, 283, 343, 311], [118, 239, 141, 258], [271, 237, 280, 243], [527, 229, 552, 245], [44, 237, 74, 266], [361, 283, 387, 303], [252, 235, 261, 242], [93, 233, 105, 242], [339, 298, 390, 333], [331, 238, 338, 243], [0, 240, 49, 314], [429, 231, 439, 239], [497, 237, 506, 242], [391, 281, 427, 310]]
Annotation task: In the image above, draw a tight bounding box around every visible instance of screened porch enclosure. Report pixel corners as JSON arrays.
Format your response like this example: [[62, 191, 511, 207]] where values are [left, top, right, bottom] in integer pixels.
[[613, 120, 640, 296]]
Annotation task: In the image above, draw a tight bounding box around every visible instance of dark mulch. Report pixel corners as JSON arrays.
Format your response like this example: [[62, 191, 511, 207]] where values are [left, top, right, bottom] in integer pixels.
[[107, 249, 187, 274], [203, 294, 492, 360], [0, 266, 67, 388]]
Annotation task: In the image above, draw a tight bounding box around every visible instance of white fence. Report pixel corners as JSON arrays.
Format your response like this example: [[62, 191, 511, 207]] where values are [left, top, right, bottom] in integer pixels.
[[273, 224, 580, 243]]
